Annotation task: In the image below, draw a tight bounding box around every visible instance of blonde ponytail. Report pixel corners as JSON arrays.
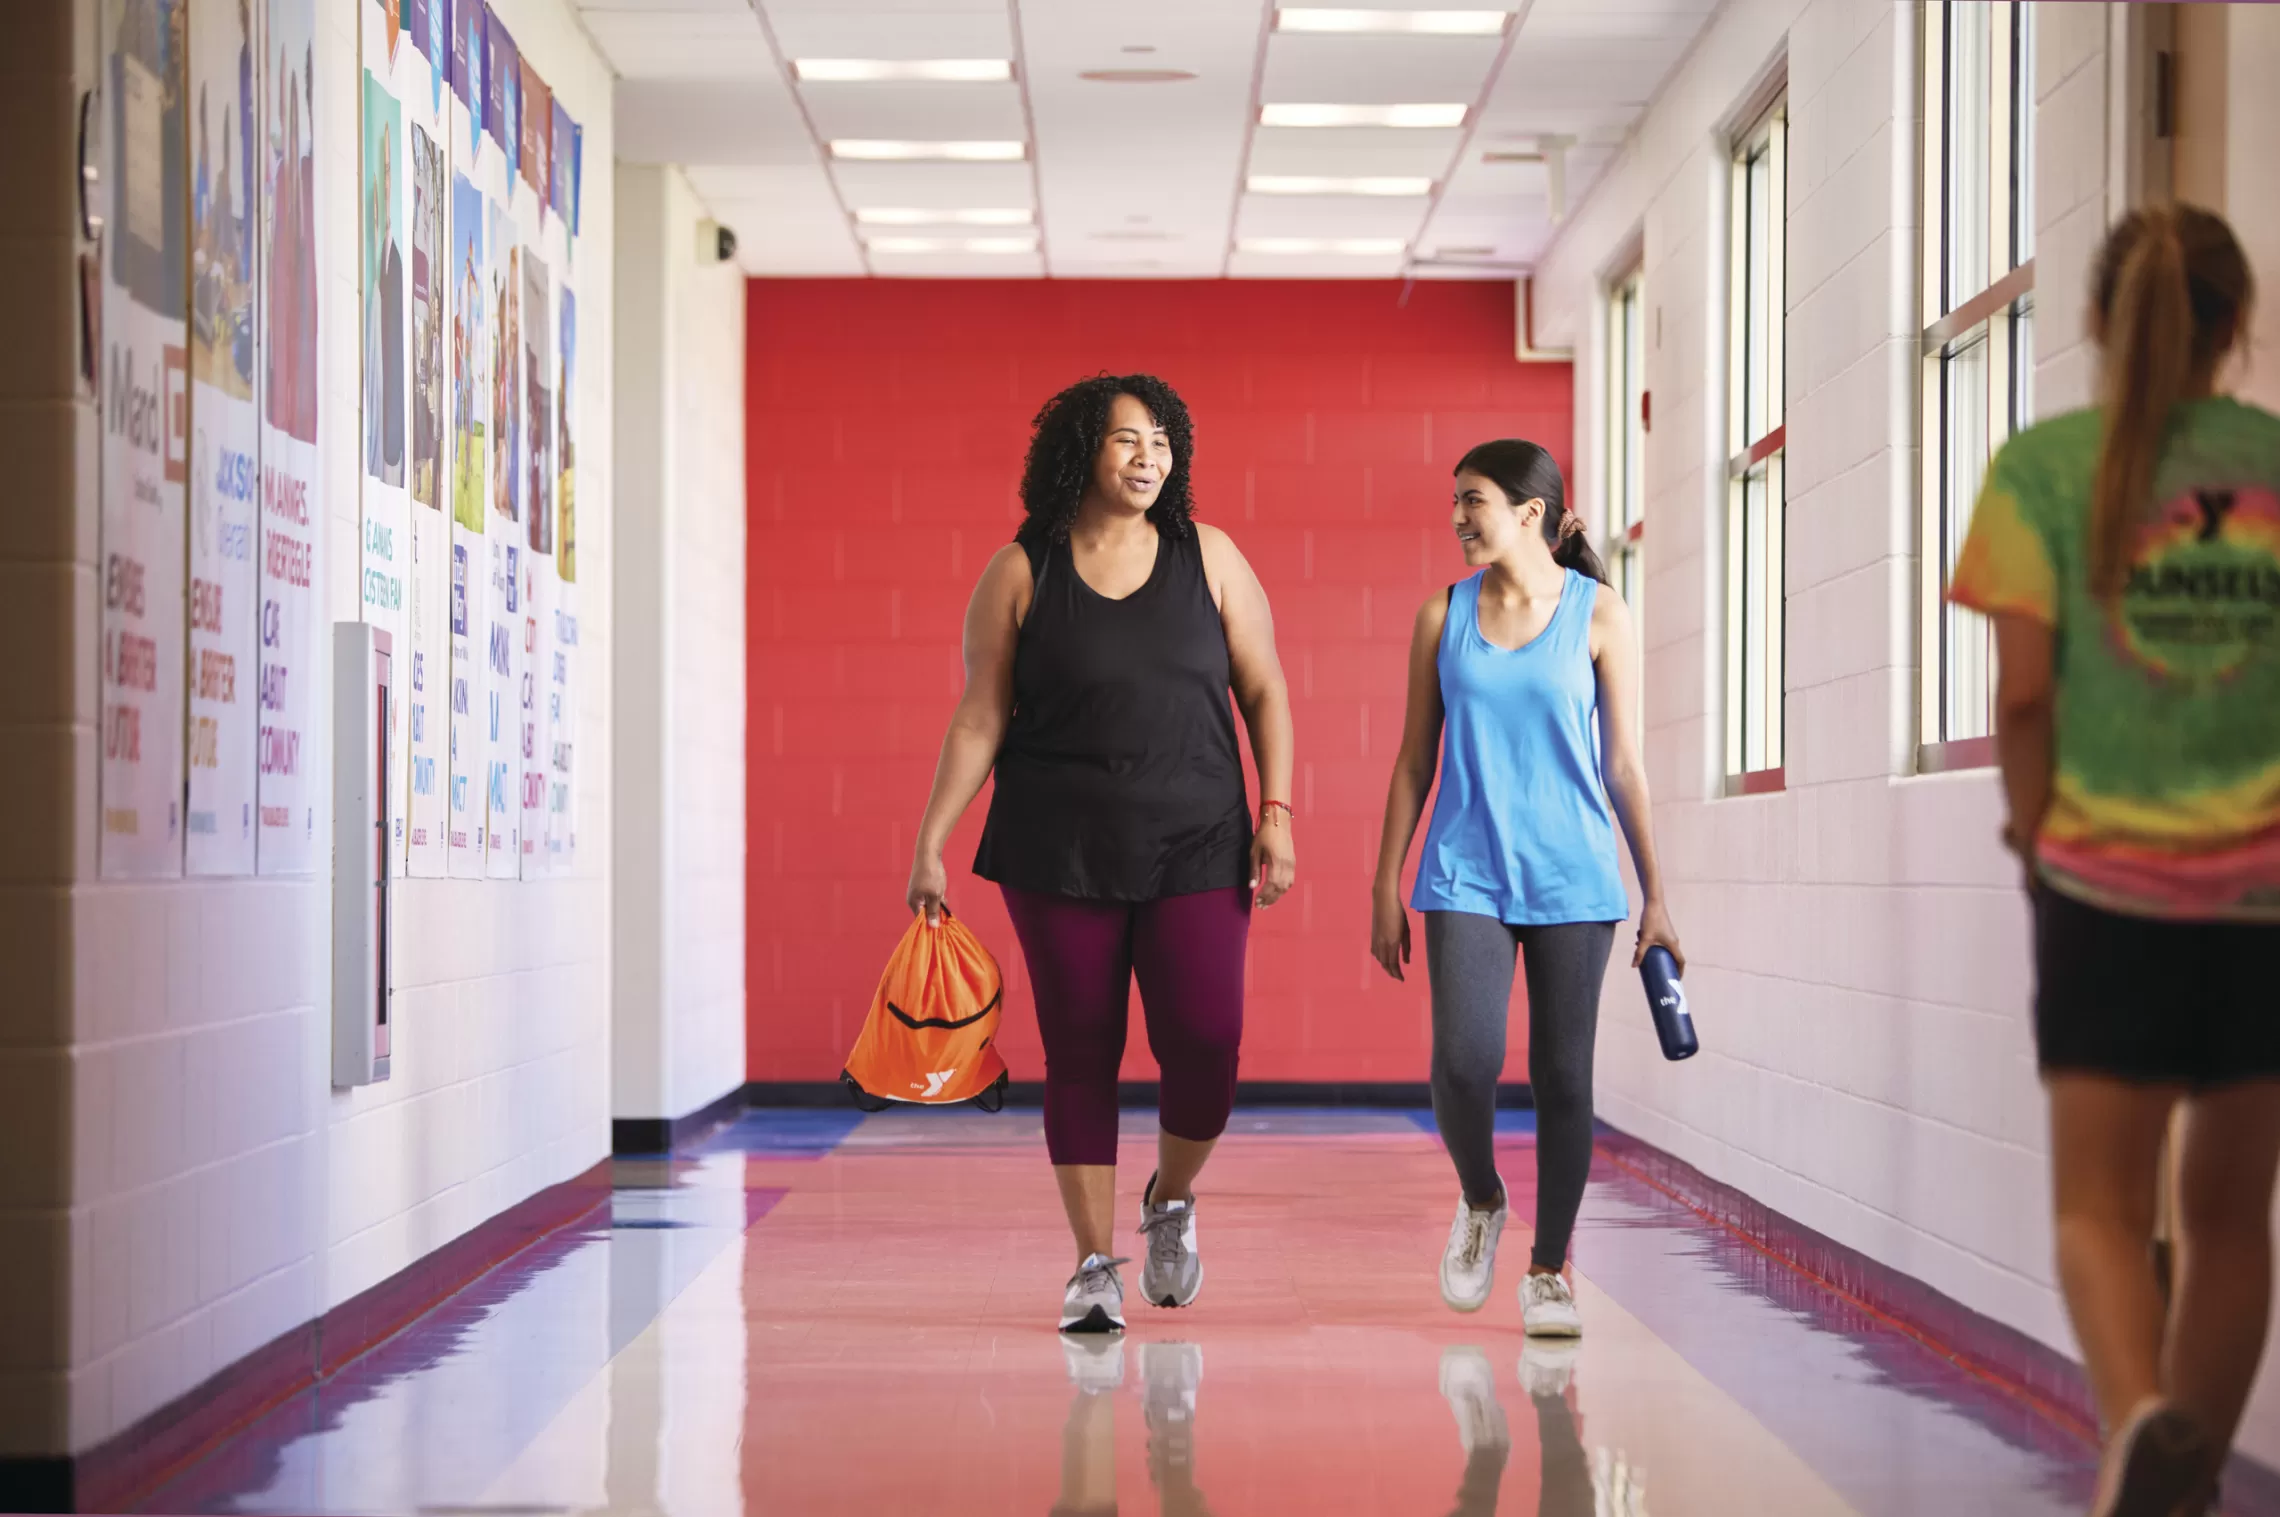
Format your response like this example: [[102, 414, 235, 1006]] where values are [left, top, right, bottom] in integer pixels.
[[2088, 206, 2255, 600]]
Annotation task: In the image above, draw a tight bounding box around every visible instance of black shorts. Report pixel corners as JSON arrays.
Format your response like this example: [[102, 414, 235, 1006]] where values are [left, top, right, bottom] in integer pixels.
[[2034, 883, 2280, 1086]]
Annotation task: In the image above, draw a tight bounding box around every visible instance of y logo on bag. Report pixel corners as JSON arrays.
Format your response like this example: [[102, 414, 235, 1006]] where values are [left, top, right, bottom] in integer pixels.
[[914, 1070, 958, 1098]]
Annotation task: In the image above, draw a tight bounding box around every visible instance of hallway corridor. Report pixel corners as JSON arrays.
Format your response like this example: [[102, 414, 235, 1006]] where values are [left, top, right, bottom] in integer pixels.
[[135, 1110, 2112, 1516]]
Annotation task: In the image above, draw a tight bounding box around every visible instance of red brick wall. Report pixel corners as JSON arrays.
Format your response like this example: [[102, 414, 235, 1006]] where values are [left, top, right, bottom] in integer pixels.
[[746, 279, 1572, 1084]]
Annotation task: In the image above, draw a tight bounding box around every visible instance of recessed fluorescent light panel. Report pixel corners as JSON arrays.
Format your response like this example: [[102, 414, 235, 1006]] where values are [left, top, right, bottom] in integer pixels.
[[1258, 103, 1467, 129], [1247, 174, 1433, 197], [1276, 8, 1511, 35], [867, 235, 1038, 255], [829, 140, 1028, 162], [1237, 237, 1408, 256], [854, 208, 1035, 227], [792, 59, 1012, 83]]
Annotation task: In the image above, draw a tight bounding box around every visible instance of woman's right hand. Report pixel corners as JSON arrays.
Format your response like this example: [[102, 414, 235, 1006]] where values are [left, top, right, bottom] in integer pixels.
[[1370, 888, 1412, 982], [907, 850, 949, 926]]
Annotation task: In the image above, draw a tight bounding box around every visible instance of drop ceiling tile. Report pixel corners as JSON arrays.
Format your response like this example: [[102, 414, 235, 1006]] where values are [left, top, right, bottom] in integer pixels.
[[614, 77, 816, 165], [1233, 195, 1430, 239], [1246, 126, 1462, 179], [799, 82, 1029, 142], [762, 6, 1015, 61], [580, 11, 773, 78], [577, 0, 751, 13], [1440, 152, 1551, 198], [1414, 210, 1549, 264], [828, 160, 1036, 206], [1260, 34, 1502, 106], [1226, 251, 1408, 279], [1519, 0, 1720, 41], [685, 165, 846, 221]]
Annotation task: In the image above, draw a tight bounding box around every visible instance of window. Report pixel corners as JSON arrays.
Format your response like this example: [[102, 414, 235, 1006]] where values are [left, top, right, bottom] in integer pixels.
[[1726, 97, 1786, 790], [1605, 269, 1646, 618], [1920, 1, 2035, 767]]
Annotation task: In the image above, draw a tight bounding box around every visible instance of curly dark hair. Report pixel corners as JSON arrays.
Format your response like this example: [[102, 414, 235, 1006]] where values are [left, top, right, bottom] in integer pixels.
[[1015, 374, 1197, 548]]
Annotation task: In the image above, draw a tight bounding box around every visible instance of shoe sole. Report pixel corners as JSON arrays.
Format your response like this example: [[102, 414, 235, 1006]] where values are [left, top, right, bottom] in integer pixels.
[[2095, 1406, 2214, 1517], [1059, 1305, 1126, 1334], [1523, 1321, 1583, 1339]]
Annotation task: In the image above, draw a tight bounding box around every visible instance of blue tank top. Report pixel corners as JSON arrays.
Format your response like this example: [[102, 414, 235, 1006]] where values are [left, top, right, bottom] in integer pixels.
[[1410, 569, 1628, 926]]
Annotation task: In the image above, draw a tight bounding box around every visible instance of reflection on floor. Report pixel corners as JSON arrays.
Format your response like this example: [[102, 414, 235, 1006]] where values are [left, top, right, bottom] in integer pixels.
[[135, 1107, 2113, 1516]]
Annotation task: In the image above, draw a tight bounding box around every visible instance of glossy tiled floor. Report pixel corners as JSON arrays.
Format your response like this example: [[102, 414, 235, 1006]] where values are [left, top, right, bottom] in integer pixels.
[[139, 1108, 2115, 1516]]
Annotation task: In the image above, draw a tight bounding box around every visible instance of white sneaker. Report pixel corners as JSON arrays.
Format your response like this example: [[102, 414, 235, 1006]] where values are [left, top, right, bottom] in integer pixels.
[[1439, 1187, 1508, 1313], [1438, 1346, 1511, 1455], [1062, 1334, 1126, 1395], [1519, 1338, 1581, 1398], [1521, 1271, 1583, 1337], [1138, 1175, 1203, 1308], [1061, 1253, 1130, 1334]]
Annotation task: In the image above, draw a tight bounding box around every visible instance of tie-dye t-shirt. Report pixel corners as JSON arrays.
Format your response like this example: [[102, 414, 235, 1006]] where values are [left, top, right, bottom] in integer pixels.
[[1948, 397, 2280, 922]]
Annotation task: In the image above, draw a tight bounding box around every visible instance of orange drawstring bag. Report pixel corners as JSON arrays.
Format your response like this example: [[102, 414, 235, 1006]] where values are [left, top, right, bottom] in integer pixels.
[[841, 910, 1011, 1112]]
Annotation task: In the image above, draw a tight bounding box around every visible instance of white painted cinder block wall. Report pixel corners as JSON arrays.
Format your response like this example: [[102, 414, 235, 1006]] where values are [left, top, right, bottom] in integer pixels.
[[62, 0, 617, 1451], [1538, 0, 2280, 1466], [611, 163, 747, 1125]]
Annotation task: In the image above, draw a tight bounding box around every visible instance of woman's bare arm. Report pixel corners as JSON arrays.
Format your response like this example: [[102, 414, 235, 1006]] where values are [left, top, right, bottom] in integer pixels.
[[1200, 525, 1296, 906], [1591, 584, 1681, 969], [1370, 592, 1449, 978], [908, 545, 1030, 919]]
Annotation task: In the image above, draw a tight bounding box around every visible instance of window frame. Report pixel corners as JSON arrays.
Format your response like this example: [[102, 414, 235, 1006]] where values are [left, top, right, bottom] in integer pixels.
[[1724, 94, 1787, 794], [1918, 0, 2037, 774], [1604, 266, 1646, 619]]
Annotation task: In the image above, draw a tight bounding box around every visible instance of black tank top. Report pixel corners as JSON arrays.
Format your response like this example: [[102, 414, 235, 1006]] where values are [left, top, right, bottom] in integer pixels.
[[973, 527, 1252, 902]]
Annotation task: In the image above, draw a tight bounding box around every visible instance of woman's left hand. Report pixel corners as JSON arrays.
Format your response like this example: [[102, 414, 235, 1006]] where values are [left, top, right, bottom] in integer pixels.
[[1251, 816, 1296, 909], [1632, 900, 1684, 972]]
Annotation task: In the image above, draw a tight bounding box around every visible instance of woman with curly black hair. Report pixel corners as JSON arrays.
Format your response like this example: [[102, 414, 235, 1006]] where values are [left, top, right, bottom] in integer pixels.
[[907, 373, 1296, 1334]]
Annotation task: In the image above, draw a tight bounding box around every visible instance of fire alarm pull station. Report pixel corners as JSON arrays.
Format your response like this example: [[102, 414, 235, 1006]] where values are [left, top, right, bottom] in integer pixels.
[[334, 622, 393, 1088]]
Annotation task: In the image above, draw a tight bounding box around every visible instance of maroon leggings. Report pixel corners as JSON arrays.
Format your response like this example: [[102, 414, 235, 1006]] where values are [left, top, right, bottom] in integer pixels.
[[1000, 885, 1251, 1166]]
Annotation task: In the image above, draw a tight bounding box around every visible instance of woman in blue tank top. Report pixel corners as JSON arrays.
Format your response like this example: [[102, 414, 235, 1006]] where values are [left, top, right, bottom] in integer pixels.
[[1371, 439, 1684, 1337]]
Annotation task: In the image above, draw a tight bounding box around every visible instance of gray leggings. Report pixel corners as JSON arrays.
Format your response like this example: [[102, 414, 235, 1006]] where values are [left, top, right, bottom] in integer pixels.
[[1424, 912, 1617, 1271]]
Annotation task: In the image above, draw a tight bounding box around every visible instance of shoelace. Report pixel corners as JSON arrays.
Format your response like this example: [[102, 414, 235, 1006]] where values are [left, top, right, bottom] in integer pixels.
[[1452, 1208, 1492, 1269], [1138, 1204, 1190, 1268], [1525, 1273, 1573, 1306], [1074, 1255, 1130, 1296]]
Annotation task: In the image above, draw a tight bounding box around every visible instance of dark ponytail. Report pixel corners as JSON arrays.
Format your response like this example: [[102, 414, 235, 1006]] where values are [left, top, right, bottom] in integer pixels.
[[2089, 205, 2252, 599], [1454, 438, 1610, 585]]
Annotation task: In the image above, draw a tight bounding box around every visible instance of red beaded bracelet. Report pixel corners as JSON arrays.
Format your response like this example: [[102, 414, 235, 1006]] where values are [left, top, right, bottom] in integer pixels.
[[1260, 800, 1293, 822]]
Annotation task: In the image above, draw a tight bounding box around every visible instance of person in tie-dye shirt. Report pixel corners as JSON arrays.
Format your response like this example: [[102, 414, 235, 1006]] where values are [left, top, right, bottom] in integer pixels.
[[1949, 204, 2272, 1517]]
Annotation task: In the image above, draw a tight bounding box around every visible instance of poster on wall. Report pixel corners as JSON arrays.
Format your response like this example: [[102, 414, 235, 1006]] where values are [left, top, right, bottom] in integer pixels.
[[359, 45, 410, 860], [548, 283, 575, 868], [483, 6, 521, 878], [98, 0, 188, 878], [518, 245, 551, 875], [257, 0, 320, 874], [185, 0, 259, 875], [445, 4, 487, 878], [400, 0, 449, 876]]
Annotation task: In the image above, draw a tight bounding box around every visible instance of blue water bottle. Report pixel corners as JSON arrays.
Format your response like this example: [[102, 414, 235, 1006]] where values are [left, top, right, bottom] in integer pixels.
[[1640, 946, 1697, 1061]]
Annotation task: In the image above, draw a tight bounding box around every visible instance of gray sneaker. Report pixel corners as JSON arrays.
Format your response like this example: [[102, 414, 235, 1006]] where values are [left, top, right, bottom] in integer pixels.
[[1138, 1174, 1204, 1308], [1061, 1253, 1130, 1334]]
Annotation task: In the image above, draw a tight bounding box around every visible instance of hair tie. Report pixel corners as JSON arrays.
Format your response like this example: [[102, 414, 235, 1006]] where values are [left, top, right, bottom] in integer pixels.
[[1556, 510, 1587, 543]]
